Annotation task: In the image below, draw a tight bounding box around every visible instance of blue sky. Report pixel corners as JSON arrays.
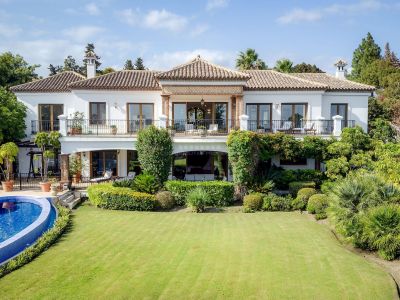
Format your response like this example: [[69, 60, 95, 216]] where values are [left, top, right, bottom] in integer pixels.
[[0, 0, 399, 76]]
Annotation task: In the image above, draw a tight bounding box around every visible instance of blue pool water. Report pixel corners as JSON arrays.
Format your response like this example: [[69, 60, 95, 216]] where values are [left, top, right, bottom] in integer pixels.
[[0, 202, 42, 242], [0, 196, 56, 264]]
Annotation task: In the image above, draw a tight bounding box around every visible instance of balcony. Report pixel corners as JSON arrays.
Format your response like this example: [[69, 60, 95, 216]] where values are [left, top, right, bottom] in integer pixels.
[[247, 119, 355, 135], [32, 117, 354, 137], [31, 120, 60, 135]]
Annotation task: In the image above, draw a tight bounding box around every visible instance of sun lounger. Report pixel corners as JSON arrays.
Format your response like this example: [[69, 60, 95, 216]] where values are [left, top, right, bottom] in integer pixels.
[[90, 170, 113, 183]]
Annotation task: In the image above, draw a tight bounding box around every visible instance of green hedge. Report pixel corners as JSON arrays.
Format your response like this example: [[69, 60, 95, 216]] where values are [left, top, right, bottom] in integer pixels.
[[0, 205, 71, 278], [288, 181, 316, 196], [165, 180, 235, 206], [87, 183, 156, 211]]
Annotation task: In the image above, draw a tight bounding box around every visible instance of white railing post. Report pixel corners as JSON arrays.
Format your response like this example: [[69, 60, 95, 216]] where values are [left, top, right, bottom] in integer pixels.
[[159, 114, 167, 129], [316, 116, 325, 134], [58, 114, 67, 136], [239, 114, 249, 131], [332, 115, 343, 137]]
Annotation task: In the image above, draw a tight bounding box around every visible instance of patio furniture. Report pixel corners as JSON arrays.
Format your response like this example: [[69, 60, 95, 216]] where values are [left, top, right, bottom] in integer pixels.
[[207, 124, 218, 134], [276, 121, 292, 133], [90, 170, 113, 183], [304, 122, 316, 135], [115, 171, 136, 182]]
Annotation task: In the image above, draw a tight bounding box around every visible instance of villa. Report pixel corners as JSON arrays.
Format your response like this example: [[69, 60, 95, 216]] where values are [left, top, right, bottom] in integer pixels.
[[10, 52, 374, 183]]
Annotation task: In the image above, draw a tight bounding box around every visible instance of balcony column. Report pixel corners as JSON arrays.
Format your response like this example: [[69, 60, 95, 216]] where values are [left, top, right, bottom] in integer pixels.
[[332, 115, 343, 137], [159, 114, 168, 129], [235, 95, 244, 119], [58, 114, 67, 136], [60, 154, 70, 183], [161, 94, 170, 124]]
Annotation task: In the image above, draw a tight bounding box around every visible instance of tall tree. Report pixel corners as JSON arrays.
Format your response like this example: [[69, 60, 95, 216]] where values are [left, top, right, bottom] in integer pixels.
[[124, 59, 134, 70], [274, 59, 293, 73], [0, 87, 27, 143], [292, 63, 323, 73], [48, 64, 63, 76], [63, 56, 81, 73], [383, 42, 400, 68], [134, 57, 145, 70], [236, 49, 267, 70], [351, 32, 381, 79], [0, 52, 39, 88]]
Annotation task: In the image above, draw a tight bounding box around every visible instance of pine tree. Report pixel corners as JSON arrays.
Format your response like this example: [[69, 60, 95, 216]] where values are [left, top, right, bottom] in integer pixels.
[[124, 59, 134, 70], [48, 64, 63, 76], [351, 32, 381, 79], [134, 57, 145, 70], [63, 56, 81, 73], [391, 52, 400, 68], [292, 63, 323, 73], [384, 42, 392, 61]]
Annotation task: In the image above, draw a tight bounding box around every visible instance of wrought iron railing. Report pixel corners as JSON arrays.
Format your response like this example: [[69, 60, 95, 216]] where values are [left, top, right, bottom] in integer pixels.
[[247, 119, 355, 135], [168, 119, 238, 136], [31, 120, 60, 134], [66, 119, 158, 136]]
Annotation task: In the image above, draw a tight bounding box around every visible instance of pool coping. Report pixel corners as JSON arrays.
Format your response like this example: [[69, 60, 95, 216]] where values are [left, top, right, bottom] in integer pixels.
[[0, 196, 52, 264]]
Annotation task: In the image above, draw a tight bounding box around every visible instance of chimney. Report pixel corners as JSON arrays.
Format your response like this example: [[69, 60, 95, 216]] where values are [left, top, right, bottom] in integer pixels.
[[84, 50, 97, 79], [334, 59, 347, 79]]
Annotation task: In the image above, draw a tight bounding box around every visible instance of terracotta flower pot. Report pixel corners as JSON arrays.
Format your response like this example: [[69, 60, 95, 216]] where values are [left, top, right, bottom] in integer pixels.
[[72, 173, 81, 183], [40, 182, 51, 192], [1, 180, 14, 192]]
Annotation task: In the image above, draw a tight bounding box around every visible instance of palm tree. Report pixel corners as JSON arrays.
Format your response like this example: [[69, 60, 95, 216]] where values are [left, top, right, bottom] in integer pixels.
[[236, 49, 267, 70], [275, 59, 293, 73]]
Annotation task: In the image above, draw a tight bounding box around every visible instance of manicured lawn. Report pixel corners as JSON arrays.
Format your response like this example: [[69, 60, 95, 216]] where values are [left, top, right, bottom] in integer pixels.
[[0, 205, 397, 299]]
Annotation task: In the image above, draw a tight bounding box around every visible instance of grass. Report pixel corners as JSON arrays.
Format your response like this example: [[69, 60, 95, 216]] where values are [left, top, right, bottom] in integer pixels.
[[0, 204, 397, 299]]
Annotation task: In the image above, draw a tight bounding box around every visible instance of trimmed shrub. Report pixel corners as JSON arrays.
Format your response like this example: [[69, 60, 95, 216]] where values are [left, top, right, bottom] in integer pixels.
[[274, 169, 324, 190], [320, 180, 335, 195], [112, 179, 134, 188], [243, 193, 263, 212], [0, 206, 70, 278], [187, 187, 209, 213], [132, 173, 160, 194], [289, 181, 316, 196], [292, 187, 317, 210], [307, 194, 329, 219], [263, 193, 292, 211], [165, 180, 234, 206], [361, 204, 400, 260], [87, 183, 156, 211], [156, 191, 175, 209]]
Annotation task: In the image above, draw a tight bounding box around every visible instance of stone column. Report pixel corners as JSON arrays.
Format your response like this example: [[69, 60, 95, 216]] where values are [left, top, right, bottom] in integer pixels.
[[159, 114, 168, 129], [60, 154, 70, 183], [332, 115, 343, 137], [236, 95, 244, 120], [161, 95, 170, 124]]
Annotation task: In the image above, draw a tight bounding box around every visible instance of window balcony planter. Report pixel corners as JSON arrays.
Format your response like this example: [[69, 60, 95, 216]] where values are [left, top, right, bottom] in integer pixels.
[[111, 125, 118, 135]]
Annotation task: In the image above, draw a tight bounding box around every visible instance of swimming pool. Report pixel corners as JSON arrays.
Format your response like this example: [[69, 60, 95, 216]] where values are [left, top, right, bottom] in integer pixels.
[[0, 196, 56, 264]]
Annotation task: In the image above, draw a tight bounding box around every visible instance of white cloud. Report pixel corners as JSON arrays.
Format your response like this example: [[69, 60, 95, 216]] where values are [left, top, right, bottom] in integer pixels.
[[206, 0, 229, 11], [0, 23, 21, 37], [85, 3, 101, 15], [118, 8, 187, 32], [190, 24, 209, 37], [277, 0, 389, 24], [63, 26, 104, 42], [143, 9, 187, 31], [148, 49, 235, 71]]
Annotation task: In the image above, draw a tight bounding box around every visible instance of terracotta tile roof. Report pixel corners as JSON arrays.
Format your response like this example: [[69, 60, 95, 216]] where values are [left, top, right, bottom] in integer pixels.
[[10, 71, 85, 93], [290, 73, 375, 91], [155, 56, 250, 81], [68, 70, 161, 90], [243, 70, 328, 90]]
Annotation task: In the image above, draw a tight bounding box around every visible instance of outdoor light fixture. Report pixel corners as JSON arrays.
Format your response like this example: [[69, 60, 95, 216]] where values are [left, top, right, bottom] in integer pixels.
[[274, 103, 280, 110], [114, 102, 118, 109], [200, 97, 205, 106]]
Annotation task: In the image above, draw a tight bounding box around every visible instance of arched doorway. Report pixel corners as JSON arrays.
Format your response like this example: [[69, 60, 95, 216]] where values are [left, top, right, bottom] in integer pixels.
[[172, 151, 228, 181]]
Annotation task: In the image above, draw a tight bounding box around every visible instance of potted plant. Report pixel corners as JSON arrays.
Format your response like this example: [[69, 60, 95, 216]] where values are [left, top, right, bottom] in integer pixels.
[[50, 178, 59, 196], [257, 125, 265, 133], [0, 142, 19, 192], [70, 111, 84, 135], [69, 154, 83, 183], [35, 131, 61, 192], [198, 125, 206, 137], [111, 125, 117, 135]]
